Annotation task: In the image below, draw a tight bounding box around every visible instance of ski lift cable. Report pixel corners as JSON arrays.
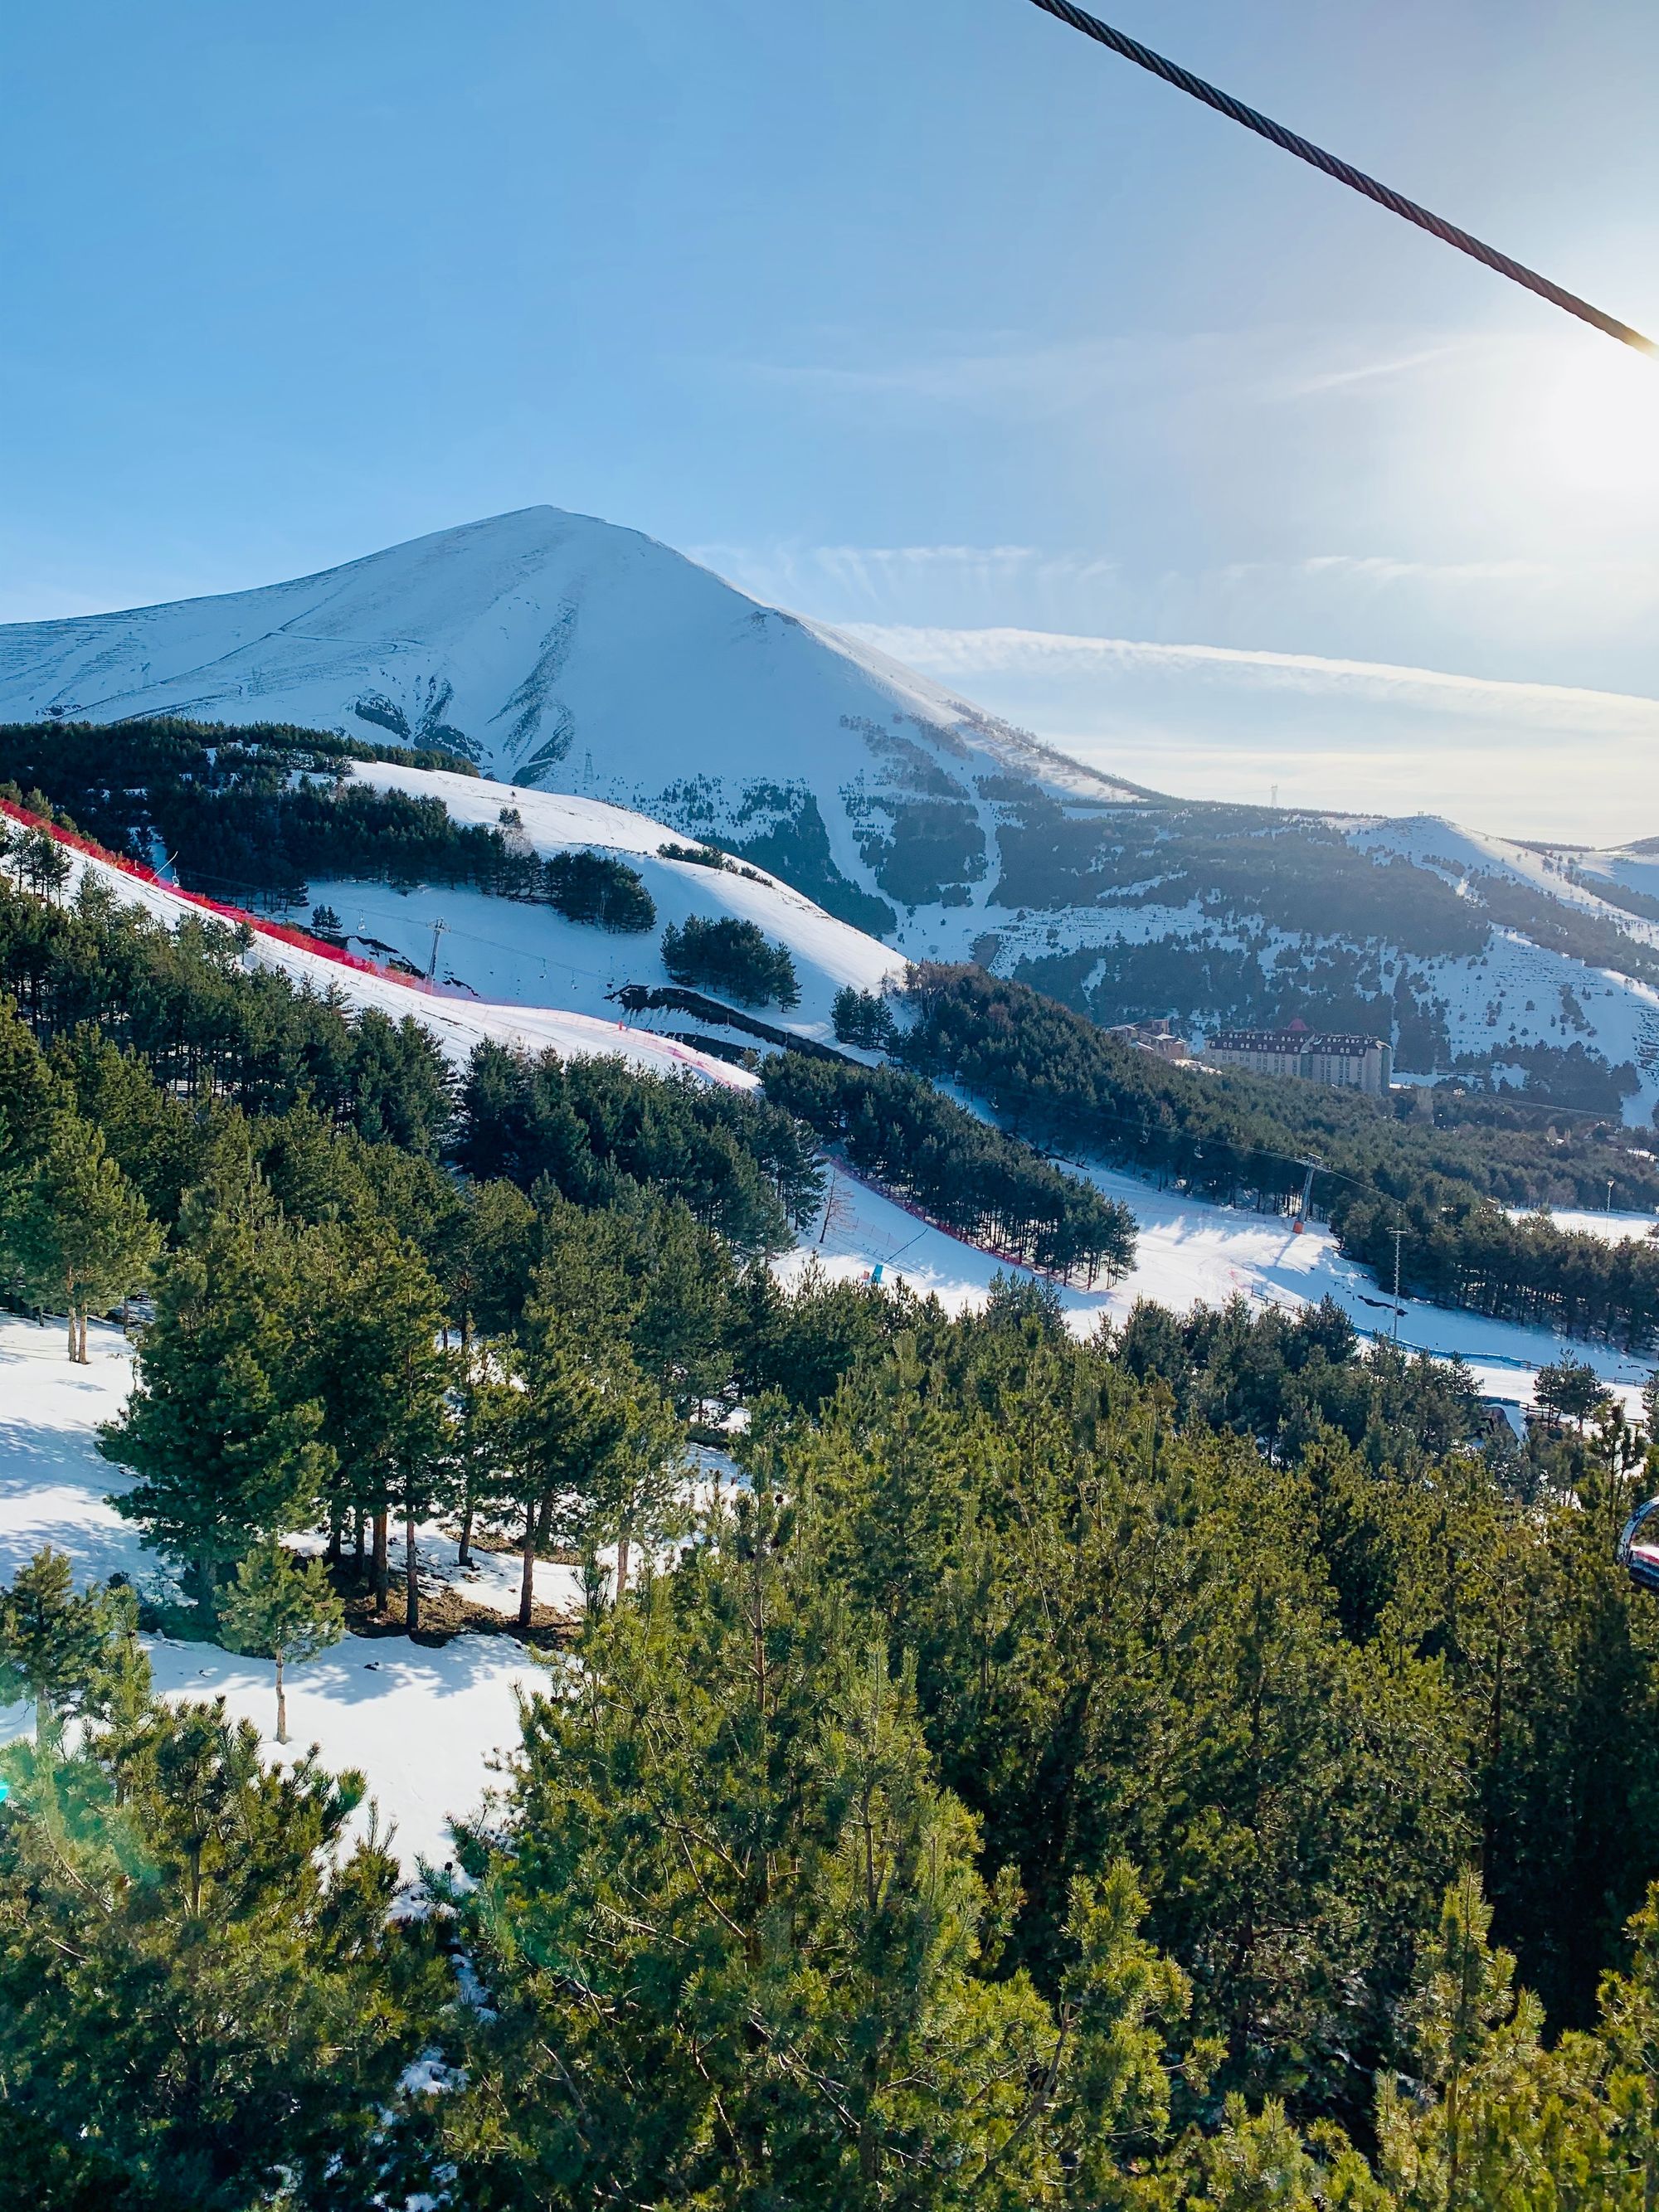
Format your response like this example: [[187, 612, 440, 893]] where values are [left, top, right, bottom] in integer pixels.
[[1023, 0, 1657, 357]]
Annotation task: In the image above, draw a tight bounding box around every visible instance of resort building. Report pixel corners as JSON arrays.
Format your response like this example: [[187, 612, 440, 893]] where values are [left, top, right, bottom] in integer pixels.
[[1204, 1018, 1393, 1096]]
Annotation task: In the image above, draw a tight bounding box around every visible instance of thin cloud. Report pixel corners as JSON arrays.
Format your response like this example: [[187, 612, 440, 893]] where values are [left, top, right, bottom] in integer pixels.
[[688, 541, 1120, 610], [844, 622, 1659, 737], [722, 322, 1476, 420], [1271, 340, 1474, 399], [1298, 553, 1555, 585]]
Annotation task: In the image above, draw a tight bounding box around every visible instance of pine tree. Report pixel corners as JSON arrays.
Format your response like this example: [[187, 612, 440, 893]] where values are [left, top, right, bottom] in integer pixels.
[[0, 1548, 139, 1749], [10, 1112, 159, 1359], [437, 1495, 1194, 2208], [1374, 1870, 1601, 2212], [431, 1174, 538, 1352], [102, 1214, 332, 1616], [1535, 1354, 1613, 1428], [1594, 1883, 1659, 2210], [0, 996, 61, 1228], [0, 1682, 441, 2205], [831, 984, 898, 1052], [591, 1378, 687, 1598], [218, 1539, 345, 1743], [447, 1337, 519, 1569], [630, 1197, 736, 1417], [303, 1227, 449, 1628], [16, 824, 71, 904], [504, 1218, 669, 1620], [48, 1026, 197, 1228]]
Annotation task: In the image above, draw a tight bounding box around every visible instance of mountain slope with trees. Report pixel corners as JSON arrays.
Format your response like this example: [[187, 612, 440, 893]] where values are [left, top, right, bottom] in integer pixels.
[[1, 509, 1654, 1112]]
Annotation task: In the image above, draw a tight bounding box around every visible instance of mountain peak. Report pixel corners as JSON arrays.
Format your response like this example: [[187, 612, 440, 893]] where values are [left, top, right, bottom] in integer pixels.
[[0, 506, 1143, 822]]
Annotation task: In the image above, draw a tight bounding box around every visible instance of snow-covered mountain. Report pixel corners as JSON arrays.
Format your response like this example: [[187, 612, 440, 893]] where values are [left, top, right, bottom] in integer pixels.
[[3, 504, 1657, 1120], [0, 506, 1138, 945]]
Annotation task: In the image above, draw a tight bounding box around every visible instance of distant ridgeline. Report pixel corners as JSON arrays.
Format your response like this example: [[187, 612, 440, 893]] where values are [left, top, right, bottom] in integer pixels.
[[0, 719, 655, 931], [973, 800, 1652, 1114], [9, 719, 1655, 1116], [901, 965, 1659, 1352]]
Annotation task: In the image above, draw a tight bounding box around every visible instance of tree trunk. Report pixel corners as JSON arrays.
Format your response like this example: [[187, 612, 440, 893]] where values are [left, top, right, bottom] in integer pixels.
[[65, 1305, 77, 1361], [76, 1310, 88, 1364], [372, 1510, 389, 1616], [275, 1650, 288, 1745], [353, 1506, 366, 1573], [326, 1497, 343, 1566], [458, 1503, 474, 1569], [519, 1499, 538, 1630], [535, 1491, 557, 1551], [615, 1531, 631, 1599], [405, 1504, 421, 1635], [188, 1553, 216, 1621]]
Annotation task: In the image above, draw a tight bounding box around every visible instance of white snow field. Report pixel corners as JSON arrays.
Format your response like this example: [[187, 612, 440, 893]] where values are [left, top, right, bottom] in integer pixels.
[[320, 757, 903, 1041], [1506, 1204, 1659, 1247], [797, 1158, 1652, 1418], [0, 1315, 542, 1872]]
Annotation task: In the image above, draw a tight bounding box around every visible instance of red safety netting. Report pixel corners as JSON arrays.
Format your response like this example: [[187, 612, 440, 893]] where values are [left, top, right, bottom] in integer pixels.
[[0, 796, 444, 994]]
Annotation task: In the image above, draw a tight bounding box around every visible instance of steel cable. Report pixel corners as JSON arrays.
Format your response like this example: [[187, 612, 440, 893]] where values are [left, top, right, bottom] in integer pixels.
[[1025, 0, 1656, 355]]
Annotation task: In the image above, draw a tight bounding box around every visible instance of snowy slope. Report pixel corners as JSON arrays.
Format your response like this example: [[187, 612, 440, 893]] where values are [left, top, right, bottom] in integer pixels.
[[329, 760, 902, 1039], [0, 1315, 544, 1872], [0, 506, 1137, 892], [3, 504, 1656, 1108], [13, 836, 760, 1092]]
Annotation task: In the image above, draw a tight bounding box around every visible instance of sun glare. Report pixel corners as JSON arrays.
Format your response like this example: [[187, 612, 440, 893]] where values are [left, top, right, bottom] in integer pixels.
[[1526, 336, 1659, 503]]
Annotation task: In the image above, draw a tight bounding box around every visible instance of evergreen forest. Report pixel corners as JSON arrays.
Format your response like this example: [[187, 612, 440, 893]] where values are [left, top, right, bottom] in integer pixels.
[[900, 964, 1659, 1354], [5, 857, 1659, 2205], [0, 719, 655, 929]]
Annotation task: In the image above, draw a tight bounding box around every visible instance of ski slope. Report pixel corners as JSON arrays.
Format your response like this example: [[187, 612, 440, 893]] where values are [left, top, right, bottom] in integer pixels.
[[1506, 1204, 1659, 1246], [798, 1158, 1653, 1416], [17, 835, 759, 1092], [328, 758, 903, 1038]]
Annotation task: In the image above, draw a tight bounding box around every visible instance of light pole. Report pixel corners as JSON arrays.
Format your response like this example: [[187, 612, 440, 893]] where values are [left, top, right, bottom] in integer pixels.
[[1389, 1225, 1408, 1344]]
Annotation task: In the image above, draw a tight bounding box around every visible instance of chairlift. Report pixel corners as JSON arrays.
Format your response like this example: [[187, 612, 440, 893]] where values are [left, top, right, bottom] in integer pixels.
[[1616, 1499, 1659, 1594]]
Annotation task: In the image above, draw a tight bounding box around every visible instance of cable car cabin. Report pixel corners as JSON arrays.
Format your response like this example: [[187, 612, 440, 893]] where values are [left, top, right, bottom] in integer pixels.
[[1618, 1500, 1659, 1595]]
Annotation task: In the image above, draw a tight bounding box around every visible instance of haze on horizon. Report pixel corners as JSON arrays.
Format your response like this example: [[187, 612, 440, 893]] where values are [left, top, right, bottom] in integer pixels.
[[3, 0, 1657, 842]]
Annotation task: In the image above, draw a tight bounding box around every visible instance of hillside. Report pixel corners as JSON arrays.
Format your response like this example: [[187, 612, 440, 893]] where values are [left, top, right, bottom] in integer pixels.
[[3, 506, 1657, 1116], [332, 758, 902, 1043]]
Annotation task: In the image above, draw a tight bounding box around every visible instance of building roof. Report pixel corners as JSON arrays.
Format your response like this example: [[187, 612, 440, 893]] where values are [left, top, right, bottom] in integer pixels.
[[1208, 1028, 1389, 1055]]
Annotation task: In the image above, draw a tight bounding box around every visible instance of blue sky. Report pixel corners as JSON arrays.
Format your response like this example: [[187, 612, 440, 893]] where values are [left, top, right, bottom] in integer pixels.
[[4, 0, 1659, 834]]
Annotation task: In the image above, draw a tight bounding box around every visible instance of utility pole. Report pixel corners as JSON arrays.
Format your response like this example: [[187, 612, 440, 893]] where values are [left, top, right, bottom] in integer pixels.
[[1389, 1225, 1408, 1341], [427, 916, 449, 981], [1608, 1178, 1616, 1216]]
